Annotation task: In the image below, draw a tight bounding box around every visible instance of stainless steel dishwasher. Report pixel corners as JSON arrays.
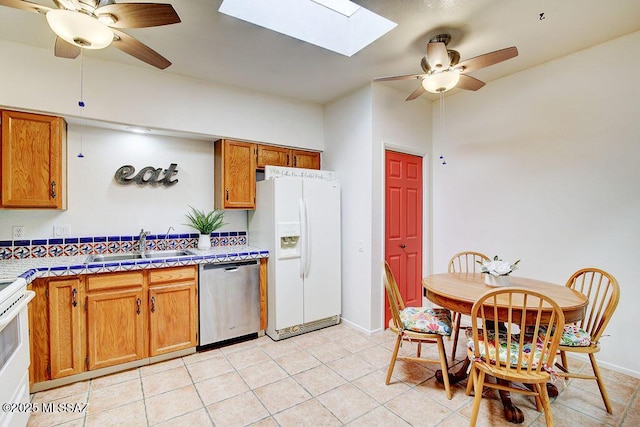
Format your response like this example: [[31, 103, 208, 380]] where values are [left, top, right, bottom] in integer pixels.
[[198, 260, 261, 347]]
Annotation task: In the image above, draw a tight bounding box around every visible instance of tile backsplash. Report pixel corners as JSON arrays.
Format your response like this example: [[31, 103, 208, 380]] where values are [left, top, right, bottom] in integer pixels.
[[0, 231, 247, 260]]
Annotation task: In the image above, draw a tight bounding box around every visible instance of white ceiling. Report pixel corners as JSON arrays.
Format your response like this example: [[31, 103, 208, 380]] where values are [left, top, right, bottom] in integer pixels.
[[1, 0, 639, 104]]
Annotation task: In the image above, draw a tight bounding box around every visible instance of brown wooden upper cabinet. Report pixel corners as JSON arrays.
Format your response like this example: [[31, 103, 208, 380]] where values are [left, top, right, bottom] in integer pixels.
[[256, 145, 321, 170], [214, 139, 257, 210], [215, 139, 321, 210], [256, 145, 290, 169], [1, 110, 67, 209], [291, 149, 321, 170]]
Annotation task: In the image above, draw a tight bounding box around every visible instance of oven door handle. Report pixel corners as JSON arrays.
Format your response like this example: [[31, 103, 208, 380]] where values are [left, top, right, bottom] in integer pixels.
[[0, 291, 35, 332]]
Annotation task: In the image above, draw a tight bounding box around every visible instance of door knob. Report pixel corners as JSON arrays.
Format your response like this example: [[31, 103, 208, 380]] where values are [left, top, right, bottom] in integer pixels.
[[400, 244, 406, 249]]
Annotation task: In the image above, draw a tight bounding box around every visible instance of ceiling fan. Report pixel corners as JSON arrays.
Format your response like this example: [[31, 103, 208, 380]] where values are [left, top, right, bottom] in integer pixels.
[[0, 0, 180, 69], [375, 34, 518, 100]]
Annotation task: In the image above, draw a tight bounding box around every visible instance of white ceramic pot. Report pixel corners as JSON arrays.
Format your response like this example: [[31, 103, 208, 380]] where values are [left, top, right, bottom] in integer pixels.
[[484, 274, 510, 287], [198, 233, 211, 250]]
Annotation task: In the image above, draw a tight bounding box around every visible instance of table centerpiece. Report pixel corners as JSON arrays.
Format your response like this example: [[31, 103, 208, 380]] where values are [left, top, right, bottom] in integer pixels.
[[478, 255, 520, 287]]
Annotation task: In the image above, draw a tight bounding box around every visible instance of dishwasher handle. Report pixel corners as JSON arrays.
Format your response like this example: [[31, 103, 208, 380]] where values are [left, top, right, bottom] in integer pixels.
[[200, 260, 258, 271]]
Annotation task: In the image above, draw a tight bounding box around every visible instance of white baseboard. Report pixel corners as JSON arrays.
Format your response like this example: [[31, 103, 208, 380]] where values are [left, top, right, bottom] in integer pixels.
[[340, 317, 383, 336], [561, 352, 640, 379]]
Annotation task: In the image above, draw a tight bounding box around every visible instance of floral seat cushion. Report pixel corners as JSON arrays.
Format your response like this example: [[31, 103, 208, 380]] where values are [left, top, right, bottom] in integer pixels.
[[399, 307, 452, 336], [529, 324, 592, 347], [466, 328, 550, 368], [559, 324, 592, 347]]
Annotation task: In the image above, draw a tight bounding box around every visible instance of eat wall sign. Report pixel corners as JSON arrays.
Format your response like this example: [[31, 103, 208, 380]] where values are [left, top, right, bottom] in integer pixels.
[[114, 163, 178, 187]]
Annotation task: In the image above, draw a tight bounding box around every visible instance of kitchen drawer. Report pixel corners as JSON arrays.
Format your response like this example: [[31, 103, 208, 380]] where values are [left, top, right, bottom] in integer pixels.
[[86, 271, 144, 292], [148, 266, 197, 285]]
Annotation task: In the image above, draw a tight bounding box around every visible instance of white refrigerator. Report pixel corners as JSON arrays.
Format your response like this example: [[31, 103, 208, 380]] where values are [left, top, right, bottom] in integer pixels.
[[249, 176, 341, 340]]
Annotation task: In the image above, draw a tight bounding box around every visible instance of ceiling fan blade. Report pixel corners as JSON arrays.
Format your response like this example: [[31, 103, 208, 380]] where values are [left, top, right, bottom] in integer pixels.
[[96, 3, 181, 28], [111, 28, 171, 69], [374, 73, 425, 82], [426, 42, 450, 70], [53, 0, 83, 10], [54, 36, 80, 59], [0, 0, 51, 13], [457, 74, 486, 91], [405, 85, 426, 101], [455, 46, 518, 74]]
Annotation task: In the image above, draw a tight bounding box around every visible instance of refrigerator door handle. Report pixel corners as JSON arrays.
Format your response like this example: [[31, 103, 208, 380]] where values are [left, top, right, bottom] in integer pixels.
[[298, 199, 307, 279], [303, 199, 311, 277]]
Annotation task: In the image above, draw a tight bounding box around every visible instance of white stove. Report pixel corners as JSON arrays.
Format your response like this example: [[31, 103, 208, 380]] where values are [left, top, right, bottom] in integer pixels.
[[0, 277, 34, 427]]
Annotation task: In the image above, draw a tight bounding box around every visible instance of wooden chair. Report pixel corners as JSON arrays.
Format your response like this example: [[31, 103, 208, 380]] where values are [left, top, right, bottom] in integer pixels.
[[448, 251, 490, 361], [554, 268, 620, 414], [465, 287, 565, 426], [383, 261, 453, 400]]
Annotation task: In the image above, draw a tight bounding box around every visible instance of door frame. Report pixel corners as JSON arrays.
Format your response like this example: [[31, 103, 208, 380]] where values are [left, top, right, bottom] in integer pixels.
[[382, 144, 431, 328]]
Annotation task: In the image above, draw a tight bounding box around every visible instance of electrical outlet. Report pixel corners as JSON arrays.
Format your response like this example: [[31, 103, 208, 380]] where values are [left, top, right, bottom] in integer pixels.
[[53, 225, 71, 238], [12, 226, 25, 240]]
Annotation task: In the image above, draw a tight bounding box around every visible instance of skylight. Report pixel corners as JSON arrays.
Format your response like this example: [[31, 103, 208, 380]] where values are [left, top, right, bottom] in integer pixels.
[[218, 0, 397, 57], [310, 0, 360, 17]]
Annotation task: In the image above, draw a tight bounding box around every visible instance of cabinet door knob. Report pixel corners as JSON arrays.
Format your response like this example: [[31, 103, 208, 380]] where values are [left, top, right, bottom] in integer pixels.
[[72, 288, 77, 307], [400, 244, 406, 249], [50, 181, 57, 199], [226, 188, 229, 201], [150, 296, 156, 313], [136, 298, 141, 315]]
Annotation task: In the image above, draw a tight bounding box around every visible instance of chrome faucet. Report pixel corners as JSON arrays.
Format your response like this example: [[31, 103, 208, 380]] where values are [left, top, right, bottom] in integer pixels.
[[137, 229, 150, 252], [162, 226, 174, 250]]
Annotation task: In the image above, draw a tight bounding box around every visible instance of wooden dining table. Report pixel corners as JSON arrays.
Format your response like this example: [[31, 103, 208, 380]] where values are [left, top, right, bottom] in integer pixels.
[[424, 272, 588, 323], [422, 272, 589, 424]]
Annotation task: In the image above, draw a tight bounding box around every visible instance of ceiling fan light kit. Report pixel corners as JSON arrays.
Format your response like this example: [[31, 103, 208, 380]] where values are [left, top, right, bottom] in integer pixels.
[[46, 9, 113, 49], [1, 0, 181, 69], [374, 33, 518, 100], [422, 70, 460, 93]]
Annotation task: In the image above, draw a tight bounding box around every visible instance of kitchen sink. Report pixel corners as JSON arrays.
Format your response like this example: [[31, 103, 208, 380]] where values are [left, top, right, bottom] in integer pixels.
[[85, 253, 144, 262], [142, 250, 193, 259], [85, 250, 194, 263]]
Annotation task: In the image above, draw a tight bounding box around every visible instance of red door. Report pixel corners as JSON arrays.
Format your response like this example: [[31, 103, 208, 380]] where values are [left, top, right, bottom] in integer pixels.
[[385, 150, 423, 325]]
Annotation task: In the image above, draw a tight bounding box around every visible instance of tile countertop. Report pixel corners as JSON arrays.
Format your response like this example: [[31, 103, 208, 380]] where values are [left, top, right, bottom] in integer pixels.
[[0, 245, 269, 284]]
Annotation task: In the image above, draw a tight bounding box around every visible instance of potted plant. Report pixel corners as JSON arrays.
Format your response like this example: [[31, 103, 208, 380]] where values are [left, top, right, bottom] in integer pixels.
[[477, 255, 521, 287], [183, 206, 226, 250]]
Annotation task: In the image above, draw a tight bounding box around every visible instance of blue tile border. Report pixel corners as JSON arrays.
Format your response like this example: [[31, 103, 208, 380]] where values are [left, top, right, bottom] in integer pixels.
[[1, 231, 250, 260]]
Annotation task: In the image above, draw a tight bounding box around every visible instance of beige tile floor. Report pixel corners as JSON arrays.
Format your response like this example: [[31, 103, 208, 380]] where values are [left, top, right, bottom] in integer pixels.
[[28, 323, 639, 426]]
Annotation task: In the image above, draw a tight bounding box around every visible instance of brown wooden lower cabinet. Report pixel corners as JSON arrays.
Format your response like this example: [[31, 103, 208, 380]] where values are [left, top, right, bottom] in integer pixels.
[[29, 281, 50, 385], [29, 266, 198, 386], [48, 277, 84, 378], [86, 287, 146, 370], [148, 266, 198, 356]]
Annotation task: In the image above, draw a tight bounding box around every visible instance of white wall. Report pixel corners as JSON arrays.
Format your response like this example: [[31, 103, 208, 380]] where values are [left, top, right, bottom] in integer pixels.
[[0, 40, 325, 240], [431, 32, 640, 376], [0, 125, 246, 239], [323, 85, 374, 331], [323, 83, 432, 333], [0, 40, 323, 149]]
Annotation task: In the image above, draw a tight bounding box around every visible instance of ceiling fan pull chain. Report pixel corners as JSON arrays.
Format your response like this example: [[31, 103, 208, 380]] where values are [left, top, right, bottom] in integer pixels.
[[77, 50, 85, 158], [79, 49, 85, 108], [440, 91, 447, 165]]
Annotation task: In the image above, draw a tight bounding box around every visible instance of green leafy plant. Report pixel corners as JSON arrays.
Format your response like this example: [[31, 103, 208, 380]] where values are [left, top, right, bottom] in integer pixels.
[[183, 206, 226, 234]]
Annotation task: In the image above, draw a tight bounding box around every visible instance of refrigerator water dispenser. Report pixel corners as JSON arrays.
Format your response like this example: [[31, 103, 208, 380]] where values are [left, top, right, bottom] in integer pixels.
[[277, 222, 301, 259]]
